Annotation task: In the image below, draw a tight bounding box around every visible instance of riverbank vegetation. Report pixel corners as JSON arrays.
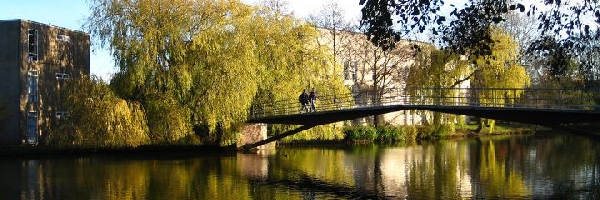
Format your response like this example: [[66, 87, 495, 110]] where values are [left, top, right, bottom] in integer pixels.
[[271, 118, 537, 145], [338, 123, 536, 144]]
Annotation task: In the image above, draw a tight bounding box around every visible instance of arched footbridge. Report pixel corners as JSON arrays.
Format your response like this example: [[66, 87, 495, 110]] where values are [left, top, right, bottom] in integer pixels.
[[248, 88, 600, 126], [241, 88, 600, 150]]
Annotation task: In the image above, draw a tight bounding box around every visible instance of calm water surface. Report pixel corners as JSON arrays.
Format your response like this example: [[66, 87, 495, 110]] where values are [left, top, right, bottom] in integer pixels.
[[1, 133, 599, 199]]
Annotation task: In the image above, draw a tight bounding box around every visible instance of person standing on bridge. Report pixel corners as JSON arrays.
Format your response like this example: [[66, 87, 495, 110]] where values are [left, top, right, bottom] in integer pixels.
[[309, 88, 318, 112], [299, 89, 309, 113]]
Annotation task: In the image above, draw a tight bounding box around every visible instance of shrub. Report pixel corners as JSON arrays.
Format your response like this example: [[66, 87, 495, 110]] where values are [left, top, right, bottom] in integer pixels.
[[434, 124, 455, 137], [270, 124, 344, 144], [457, 115, 467, 130], [343, 126, 377, 141], [402, 126, 416, 141], [415, 126, 432, 140], [376, 126, 405, 142], [488, 119, 496, 134]]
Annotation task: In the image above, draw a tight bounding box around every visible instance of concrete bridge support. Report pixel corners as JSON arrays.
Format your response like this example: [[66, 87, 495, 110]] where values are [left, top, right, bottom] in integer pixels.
[[238, 125, 316, 152], [237, 123, 273, 151]]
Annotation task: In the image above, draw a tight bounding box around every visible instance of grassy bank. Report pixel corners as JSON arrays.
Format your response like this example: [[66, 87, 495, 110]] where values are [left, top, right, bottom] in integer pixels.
[[340, 123, 540, 144], [272, 122, 541, 147]]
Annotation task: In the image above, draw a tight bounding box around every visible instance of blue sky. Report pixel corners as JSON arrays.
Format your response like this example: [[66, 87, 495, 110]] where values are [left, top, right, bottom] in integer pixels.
[[0, 0, 362, 80], [0, 0, 115, 79]]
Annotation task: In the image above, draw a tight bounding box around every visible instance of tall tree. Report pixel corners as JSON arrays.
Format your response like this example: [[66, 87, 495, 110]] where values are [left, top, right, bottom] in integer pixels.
[[257, 0, 291, 14], [359, 0, 600, 89], [308, 1, 417, 126], [359, 0, 600, 55], [496, 3, 541, 80], [406, 45, 470, 129], [49, 76, 150, 148], [366, 40, 416, 126], [335, 31, 417, 126], [473, 28, 531, 91], [254, 1, 350, 142], [308, 0, 357, 65], [88, 0, 263, 144], [471, 27, 530, 131], [85, 0, 349, 145], [407, 27, 529, 132]]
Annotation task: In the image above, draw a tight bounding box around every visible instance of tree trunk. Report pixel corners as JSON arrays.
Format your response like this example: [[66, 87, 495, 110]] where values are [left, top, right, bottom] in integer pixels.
[[373, 114, 384, 127], [476, 118, 483, 133]]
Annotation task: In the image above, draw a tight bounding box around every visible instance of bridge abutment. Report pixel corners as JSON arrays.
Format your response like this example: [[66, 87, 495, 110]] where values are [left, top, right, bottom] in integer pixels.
[[237, 123, 273, 152]]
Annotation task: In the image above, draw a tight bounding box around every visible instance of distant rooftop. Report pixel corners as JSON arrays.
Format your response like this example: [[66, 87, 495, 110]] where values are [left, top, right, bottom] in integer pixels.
[[0, 19, 87, 34]]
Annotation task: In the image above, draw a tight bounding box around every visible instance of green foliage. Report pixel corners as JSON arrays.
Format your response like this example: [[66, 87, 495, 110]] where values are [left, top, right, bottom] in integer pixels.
[[488, 120, 496, 134], [376, 126, 405, 142], [406, 45, 471, 127], [407, 45, 470, 89], [49, 76, 150, 149], [144, 97, 194, 145], [343, 125, 435, 142], [415, 124, 455, 140], [457, 115, 467, 130], [343, 126, 377, 141], [433, 124, 455, 137], [343, 126, 408, 142], [404, 125, 418, 141], [272, 124, 345, 143], [473, 27, 530, 102], [407, 27, 531, 132], [85, 0, 349, 146]]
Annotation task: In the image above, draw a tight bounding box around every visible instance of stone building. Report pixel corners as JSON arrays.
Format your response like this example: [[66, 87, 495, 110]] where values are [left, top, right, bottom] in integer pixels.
[[314, 27, 430, 125], [0, 19, 90, 145]]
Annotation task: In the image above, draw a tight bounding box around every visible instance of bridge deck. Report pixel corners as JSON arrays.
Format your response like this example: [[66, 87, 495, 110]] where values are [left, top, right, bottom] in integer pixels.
[[248, 88, 600, 126], [248, 105, 600, 125]]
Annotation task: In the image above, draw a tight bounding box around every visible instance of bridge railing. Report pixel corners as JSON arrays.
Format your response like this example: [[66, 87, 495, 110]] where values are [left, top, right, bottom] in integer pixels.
[[249, 88, 599, 119], [249, 93, 357, 118]]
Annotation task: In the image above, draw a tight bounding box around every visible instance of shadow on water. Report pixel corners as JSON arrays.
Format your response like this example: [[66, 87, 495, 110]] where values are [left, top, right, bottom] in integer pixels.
[[248, 165, 383, 199]]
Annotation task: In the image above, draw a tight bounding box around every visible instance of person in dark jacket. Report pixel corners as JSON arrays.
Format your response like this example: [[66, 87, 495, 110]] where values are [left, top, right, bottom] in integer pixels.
[[309, 88, 317, 112], [299, 89, 309, 113]]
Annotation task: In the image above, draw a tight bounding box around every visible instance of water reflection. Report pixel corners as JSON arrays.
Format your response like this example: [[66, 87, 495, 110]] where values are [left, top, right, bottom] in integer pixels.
[[1, 133, 599, 199]]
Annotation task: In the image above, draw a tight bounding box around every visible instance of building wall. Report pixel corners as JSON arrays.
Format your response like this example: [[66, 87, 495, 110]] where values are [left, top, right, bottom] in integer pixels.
[[314, 27, 427, 126], [0, 20, 22, 144], [0, 19, 90, 145]]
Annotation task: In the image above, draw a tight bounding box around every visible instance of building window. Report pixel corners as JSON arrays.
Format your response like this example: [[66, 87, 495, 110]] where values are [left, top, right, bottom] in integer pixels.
[[55, 111, 69, 120], [57, 34, 70, 42], [27, 70, 38, 103], [351, 61, 358, 82], [55, 72, 70, 80], [344, 61, 358, 81], [28, 29, 38, 62], [343, 61, 351, 80], [26, 111, 38, 145]]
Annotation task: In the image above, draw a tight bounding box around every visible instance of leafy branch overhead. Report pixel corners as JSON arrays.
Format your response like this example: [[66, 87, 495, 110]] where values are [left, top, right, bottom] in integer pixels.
[[359, 0, 600, 56]]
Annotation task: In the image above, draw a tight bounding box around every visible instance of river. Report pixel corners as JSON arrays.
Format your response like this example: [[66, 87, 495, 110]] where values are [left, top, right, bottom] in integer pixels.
[[1, 133, 599, 199]]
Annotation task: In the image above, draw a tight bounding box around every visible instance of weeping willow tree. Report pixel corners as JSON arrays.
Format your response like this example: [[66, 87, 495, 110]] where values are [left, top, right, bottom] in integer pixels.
[[407, 26, 530, 134], [250, 3, 350, 142], [83, 0, 348, 146], [474, 27, 531, 96], [471, 27, 531, 132], [49, 76, 150, 148], [406, 45, 471, 136]]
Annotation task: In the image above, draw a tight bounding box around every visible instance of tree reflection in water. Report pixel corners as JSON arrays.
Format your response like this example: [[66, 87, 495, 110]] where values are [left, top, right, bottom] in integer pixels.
[[3, 133, 599, 199]]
